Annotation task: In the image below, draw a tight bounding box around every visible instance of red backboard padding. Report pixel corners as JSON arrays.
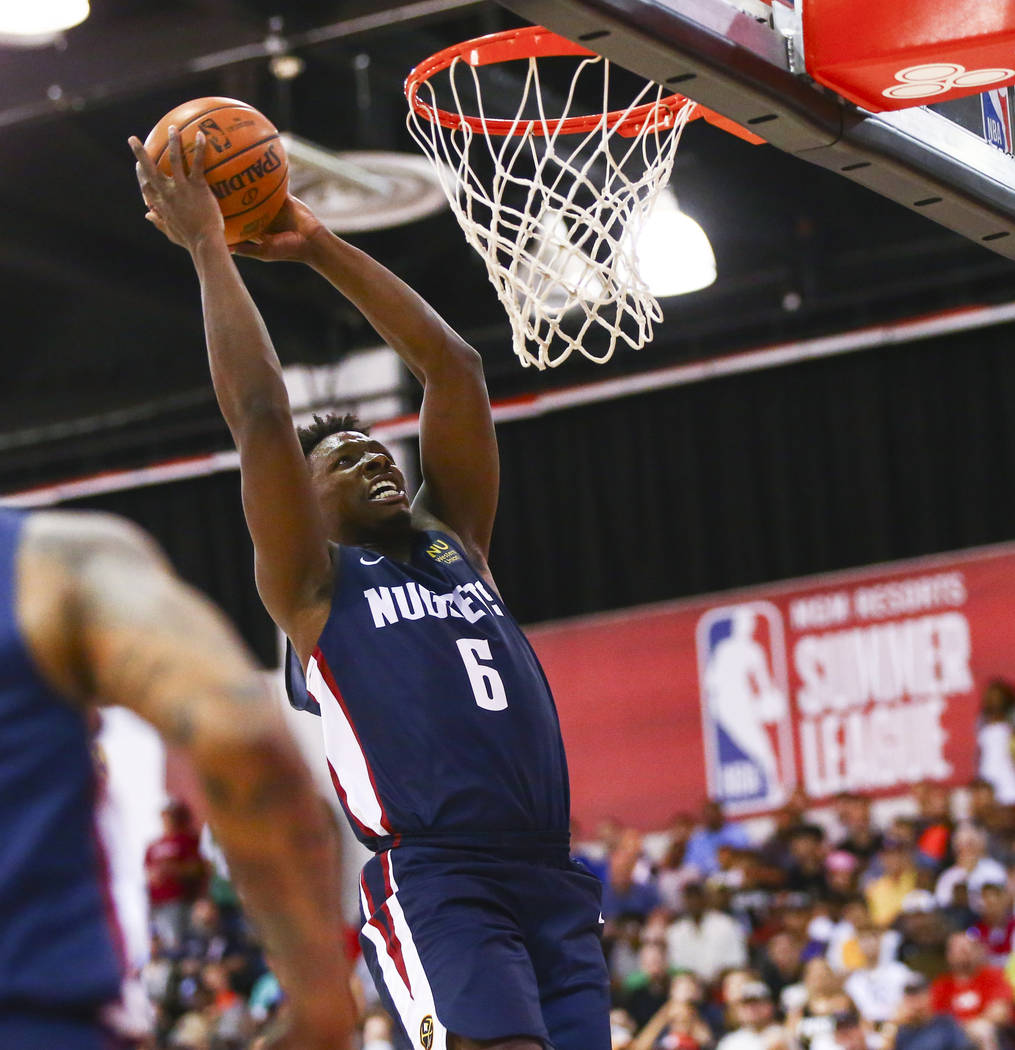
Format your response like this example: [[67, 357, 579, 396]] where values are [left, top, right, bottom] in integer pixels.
[[802, 0, 1015, 112]]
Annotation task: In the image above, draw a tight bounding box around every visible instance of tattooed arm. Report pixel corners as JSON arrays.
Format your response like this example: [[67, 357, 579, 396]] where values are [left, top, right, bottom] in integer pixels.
[[15, 511, 354, 1050]]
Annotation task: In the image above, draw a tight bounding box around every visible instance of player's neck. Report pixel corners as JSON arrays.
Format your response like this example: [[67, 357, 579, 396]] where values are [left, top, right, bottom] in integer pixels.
[[340, 520, 418, 563]]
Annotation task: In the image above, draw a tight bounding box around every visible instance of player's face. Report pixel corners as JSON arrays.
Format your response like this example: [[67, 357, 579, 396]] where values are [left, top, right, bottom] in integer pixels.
[[309, 431, 410, 537]]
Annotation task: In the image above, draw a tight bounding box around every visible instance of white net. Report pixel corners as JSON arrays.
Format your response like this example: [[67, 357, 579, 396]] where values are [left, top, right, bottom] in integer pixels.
[[407, 46, 697, 369]]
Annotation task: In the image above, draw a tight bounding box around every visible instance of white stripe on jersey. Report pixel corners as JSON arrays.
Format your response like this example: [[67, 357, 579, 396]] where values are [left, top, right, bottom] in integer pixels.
[[359, 856, 448, 1050], [307, 654, 389, 838]]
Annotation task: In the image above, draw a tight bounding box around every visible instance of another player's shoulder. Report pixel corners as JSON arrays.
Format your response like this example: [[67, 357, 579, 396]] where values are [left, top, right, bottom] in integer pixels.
[[15, 511, 171, 665], [19, 510, 165, 575]]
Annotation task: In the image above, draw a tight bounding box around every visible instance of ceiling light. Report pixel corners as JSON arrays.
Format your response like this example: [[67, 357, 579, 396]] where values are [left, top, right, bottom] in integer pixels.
[[636, 188, 717, 297], [269, 54, 305, 81], [280, 135, 447, 233], [0, 0, 89, 46]]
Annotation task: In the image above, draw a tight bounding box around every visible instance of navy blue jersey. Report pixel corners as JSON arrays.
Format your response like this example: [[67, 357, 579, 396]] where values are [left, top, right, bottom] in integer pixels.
[[289, 530, 570, 850], [0, 510, 126, 1011]]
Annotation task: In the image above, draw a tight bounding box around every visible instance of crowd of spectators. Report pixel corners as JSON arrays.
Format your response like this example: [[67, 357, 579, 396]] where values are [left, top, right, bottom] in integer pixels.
[[592, 776, 1015, 1050], [139, 680, 1015, 1050], [140, 801, 281, 1049]]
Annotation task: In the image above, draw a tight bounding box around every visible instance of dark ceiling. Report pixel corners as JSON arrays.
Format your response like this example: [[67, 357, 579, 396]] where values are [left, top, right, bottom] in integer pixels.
[[2, 0, 1014, 493]]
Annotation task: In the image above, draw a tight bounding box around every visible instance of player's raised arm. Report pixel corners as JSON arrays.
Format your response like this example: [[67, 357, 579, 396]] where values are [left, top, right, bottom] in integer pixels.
[[16, 511, 354, 1050], [128, 130, 332, 654], [233, 197, 500, 567]]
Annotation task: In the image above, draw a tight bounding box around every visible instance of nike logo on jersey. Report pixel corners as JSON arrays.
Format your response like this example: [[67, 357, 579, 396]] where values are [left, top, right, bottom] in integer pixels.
[[364, 580, 503, 628], [360, 555, 384, 565]]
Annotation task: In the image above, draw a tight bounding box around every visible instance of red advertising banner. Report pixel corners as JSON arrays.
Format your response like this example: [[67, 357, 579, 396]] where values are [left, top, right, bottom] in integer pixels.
[[527, 543, 1015, 830]]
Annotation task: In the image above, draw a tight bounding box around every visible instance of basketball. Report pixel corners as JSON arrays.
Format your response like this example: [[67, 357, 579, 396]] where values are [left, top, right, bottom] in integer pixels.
[[144, 97, 288, 245]]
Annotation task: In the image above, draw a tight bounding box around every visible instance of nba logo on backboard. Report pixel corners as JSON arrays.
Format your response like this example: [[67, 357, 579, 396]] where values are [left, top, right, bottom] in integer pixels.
[[982, 89, 1013, 154], [696, 602, 795, 814]]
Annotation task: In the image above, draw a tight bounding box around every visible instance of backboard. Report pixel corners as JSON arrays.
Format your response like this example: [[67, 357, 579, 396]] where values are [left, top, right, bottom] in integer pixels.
[[498, 0, 1015, 259]]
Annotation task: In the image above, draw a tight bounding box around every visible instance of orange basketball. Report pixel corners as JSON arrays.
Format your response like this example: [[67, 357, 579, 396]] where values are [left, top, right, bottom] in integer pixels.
[[144, 97, 288, 245]]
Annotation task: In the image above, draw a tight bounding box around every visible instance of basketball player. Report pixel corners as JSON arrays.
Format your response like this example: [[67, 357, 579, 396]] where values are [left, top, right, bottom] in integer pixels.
[[130, 126, 610, 1050], [0, 506, 353, 1050]]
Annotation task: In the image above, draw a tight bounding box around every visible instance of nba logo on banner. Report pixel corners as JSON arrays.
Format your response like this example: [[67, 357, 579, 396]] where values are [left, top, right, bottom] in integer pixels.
[[982, 88, 1013, 154], [696, 602, 795, 814]]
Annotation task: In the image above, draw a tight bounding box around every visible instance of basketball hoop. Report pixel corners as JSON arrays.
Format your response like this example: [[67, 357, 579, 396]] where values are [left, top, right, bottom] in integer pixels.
[[405, 25, 762, 369]]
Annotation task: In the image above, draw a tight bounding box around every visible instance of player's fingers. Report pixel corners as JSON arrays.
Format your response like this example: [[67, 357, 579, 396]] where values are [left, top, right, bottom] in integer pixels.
[[129, 138, 163, 206], [127, 135, 159, 180], [167, 125, 185, 179], [134, 167, 161, 213], [191, 130, 207, 180]]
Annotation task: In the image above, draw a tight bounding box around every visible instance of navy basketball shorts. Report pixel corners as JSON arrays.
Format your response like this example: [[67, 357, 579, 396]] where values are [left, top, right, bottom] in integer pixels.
[[0, 1010, 136, 1050], [358, 843, 611, 1050]]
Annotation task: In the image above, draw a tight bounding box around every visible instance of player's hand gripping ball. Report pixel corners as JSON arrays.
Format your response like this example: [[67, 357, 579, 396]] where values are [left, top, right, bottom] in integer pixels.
[[144, 97, 288, 245]]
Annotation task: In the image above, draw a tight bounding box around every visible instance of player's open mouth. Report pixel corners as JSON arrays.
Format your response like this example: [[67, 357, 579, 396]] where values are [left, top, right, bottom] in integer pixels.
[[368, 479, 405, 502]]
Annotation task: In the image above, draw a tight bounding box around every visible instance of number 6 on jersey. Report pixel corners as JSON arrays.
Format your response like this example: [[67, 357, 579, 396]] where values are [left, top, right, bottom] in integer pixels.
[[456, 638, 508, 711]]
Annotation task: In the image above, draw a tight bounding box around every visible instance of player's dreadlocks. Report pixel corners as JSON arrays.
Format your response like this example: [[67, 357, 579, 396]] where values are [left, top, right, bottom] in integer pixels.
[[296, 412, 370, 457]]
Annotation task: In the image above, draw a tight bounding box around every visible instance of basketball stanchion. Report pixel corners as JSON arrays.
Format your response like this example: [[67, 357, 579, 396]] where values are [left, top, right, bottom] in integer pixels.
[[405, 25, 762, 370]]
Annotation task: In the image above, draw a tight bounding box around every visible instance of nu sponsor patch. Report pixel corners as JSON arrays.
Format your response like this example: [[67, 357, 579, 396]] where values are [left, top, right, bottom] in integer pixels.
[[425, 538, 461, 565]]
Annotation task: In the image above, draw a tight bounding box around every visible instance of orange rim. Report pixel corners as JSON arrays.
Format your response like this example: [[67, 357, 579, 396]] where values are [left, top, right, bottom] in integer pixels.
[[404, 25, 695, 138]]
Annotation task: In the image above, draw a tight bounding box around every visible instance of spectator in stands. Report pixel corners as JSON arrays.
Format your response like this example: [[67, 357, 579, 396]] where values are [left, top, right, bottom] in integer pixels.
[[930, 931, 1013, 1050], [142, 932, 174, 1013], [783, 958, 853, 1050], [666, 881, 749, 984], [768, 891, 816, 945], [610, 1008, 637, 1050], [941, 882, 980, 935], [829, 1008, 867, 1050], [757, 930, 804, 1002], [889, 816, 922, 854], [180, 897, 244, 964], [166, 977, 214, 1050], [895, 890, 951, 981], [825, 895, 872, 973], [715, 980, 790, 1050], [865, 838, 918, 928], [144, 799, 208, 950], [785, 825, 830, 897], [966, 780, 1000, 829], [712, 844, 750, 893], [760, 790, 810, 872], [200, 960, 249, 1047], [726, 850, 775, 933], [971, 882, 1015, 966], [621, 939, 674, 1030], [628, 972, 714, 1050], [247, 968, 283, 1030], [913, 781, 954, 867], [361, 1006, 397, 1050], [824, 851, 860, 903], [935, 823, 1007, 911], [605, 913, 648, 988], [576, 817, 623, 883], [658, 813, 702, 914], [834, 793, 883, 866], [977, 679, 1015, 806], [893, 972, 975, 1050], [685, 801, 751, 877], [842, 927, 916, 1025], [603, 828, 662, 920]]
